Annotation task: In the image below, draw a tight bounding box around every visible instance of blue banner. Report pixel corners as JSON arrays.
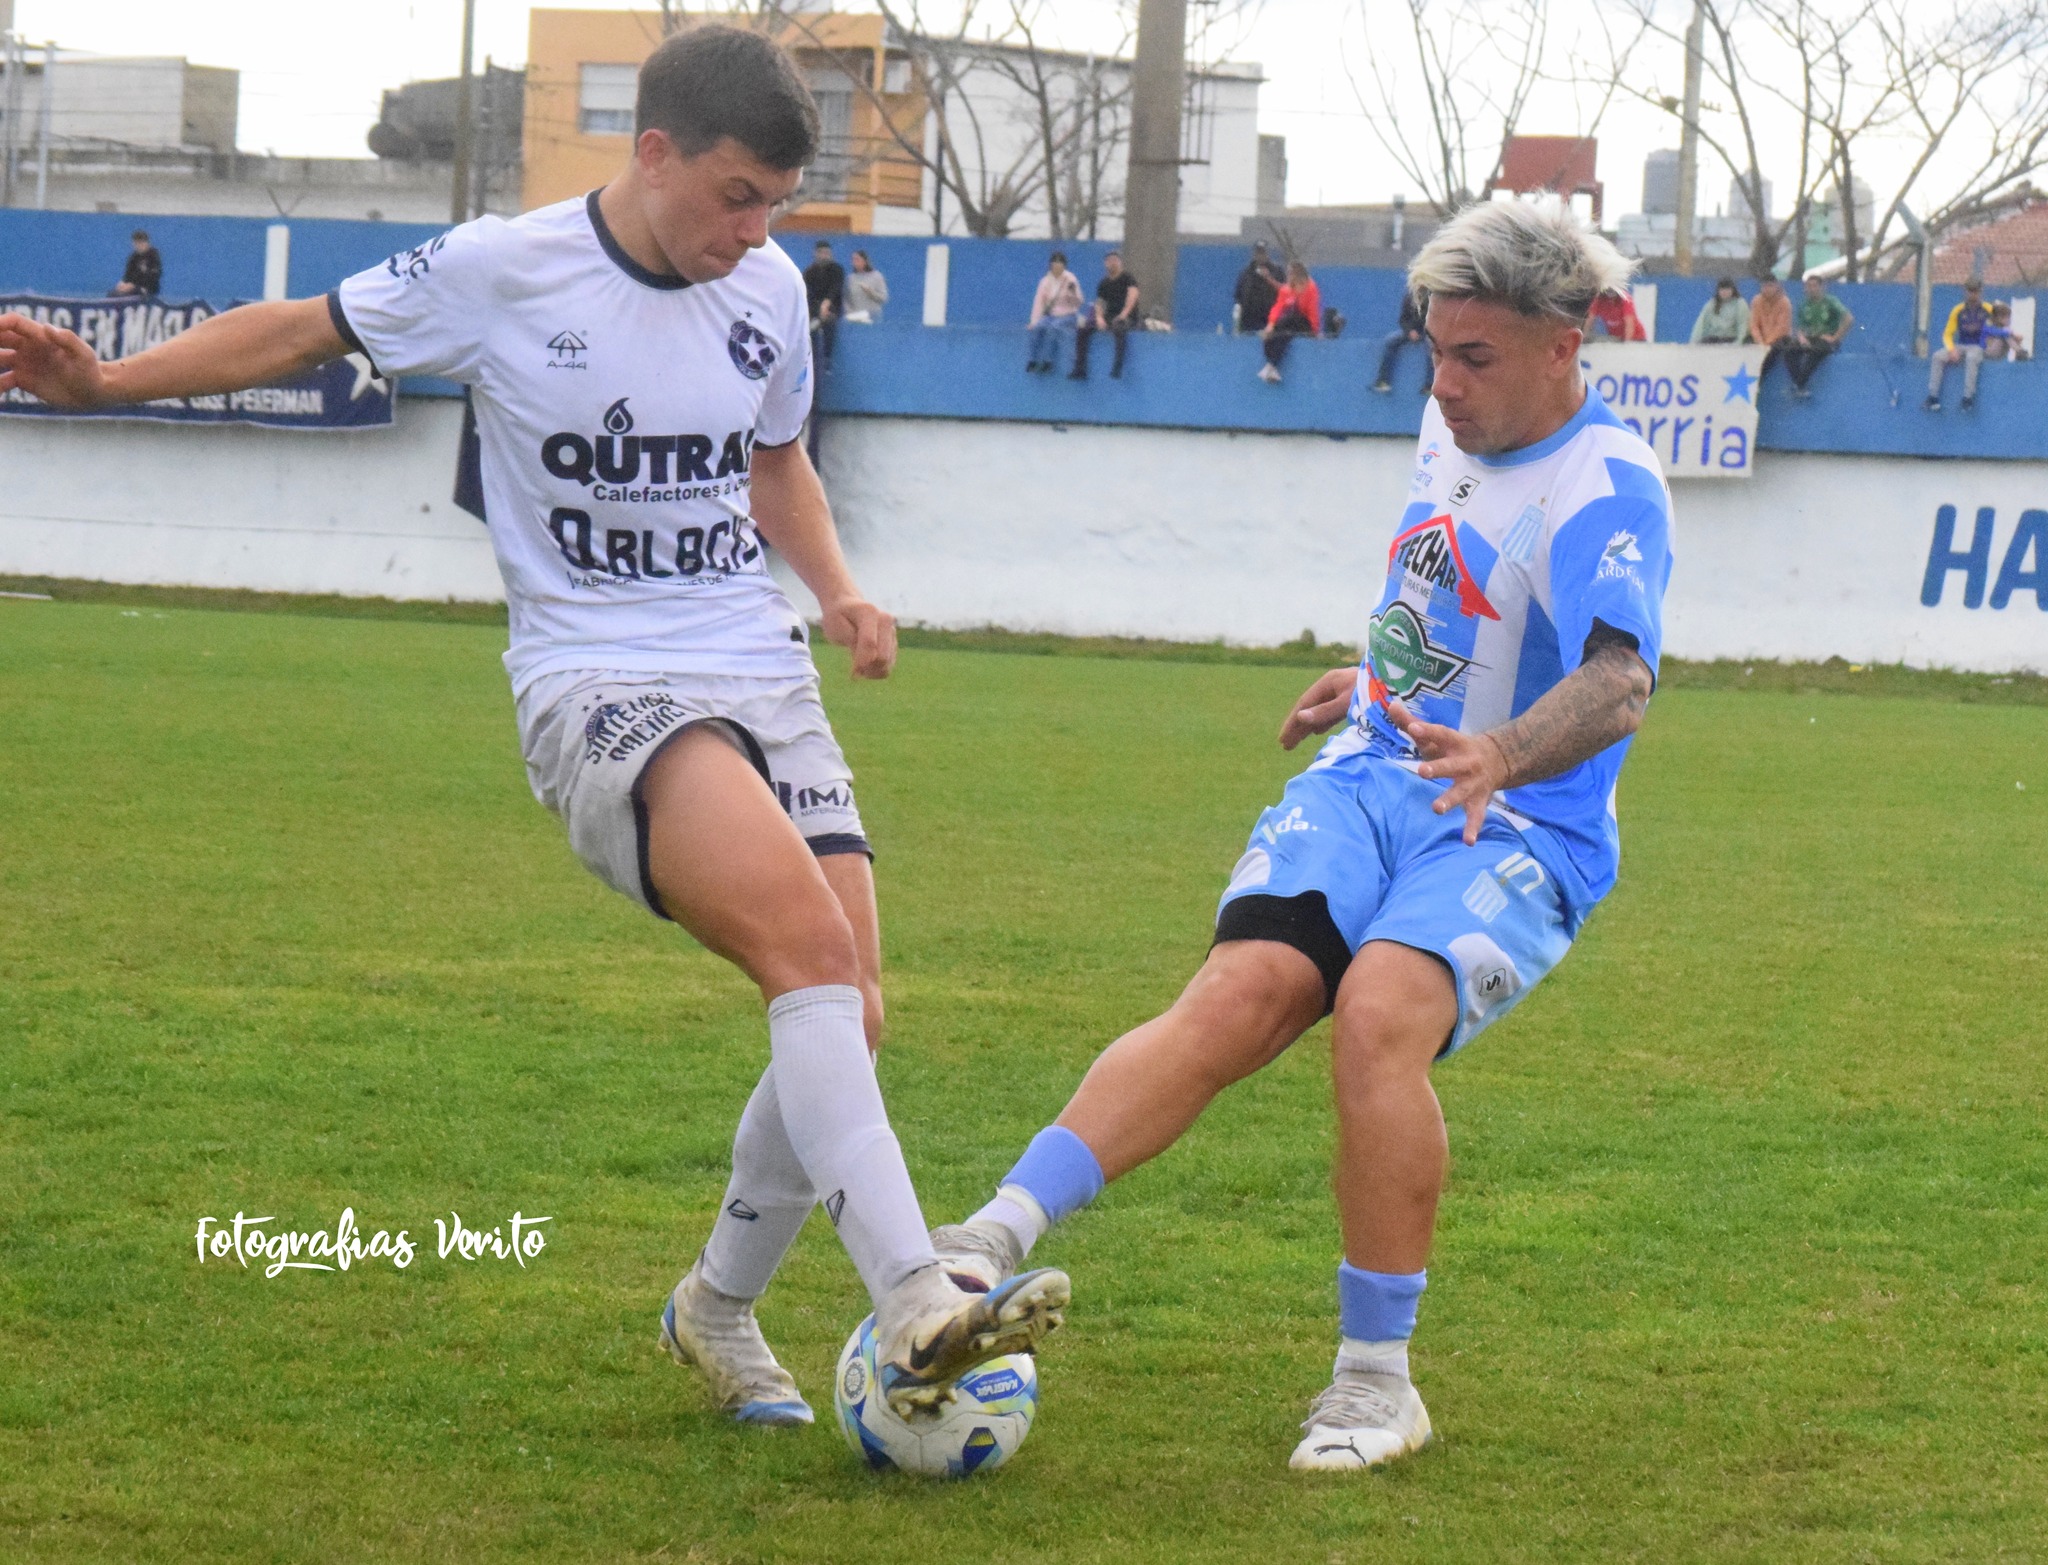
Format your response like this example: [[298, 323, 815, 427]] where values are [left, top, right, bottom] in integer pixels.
[[0, 294, 395, 430]]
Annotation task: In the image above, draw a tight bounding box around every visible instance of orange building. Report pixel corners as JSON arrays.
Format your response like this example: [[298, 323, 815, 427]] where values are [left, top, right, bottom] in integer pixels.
[[521, 8, 927, 231]]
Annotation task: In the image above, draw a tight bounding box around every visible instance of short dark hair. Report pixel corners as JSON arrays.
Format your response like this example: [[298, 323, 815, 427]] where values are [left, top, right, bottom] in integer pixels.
[[1715, 275, 1737, 292], [636, 25, 819, 169], [1966, 276, 1984, 290], [131, 229, 150, 242], [814, 240, 834, 252], [1105, 250, 1122, 261], [1049, 250, 1067, 264]]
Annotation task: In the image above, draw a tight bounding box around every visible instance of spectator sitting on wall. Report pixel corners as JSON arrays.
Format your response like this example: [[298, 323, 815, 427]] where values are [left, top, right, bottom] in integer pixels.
[[1925, 276, 1993, 412], [1371, 285, 1430, 394], [1983, 301, 2029, 360], [803, 240, 846, 362], [1233, 241, 1282, 334], [1256, 259, 1321, 385], [1587, 289, 1648, 341], [110, 230, 162, 298], [1690, 276, 1750, 344], [1783, 274, 1853, 399], [1026, 251, 1085, 373], [1749, 272, 1792, 381], [1071, 251, 1139, 380], [843, 249, 888, 324]]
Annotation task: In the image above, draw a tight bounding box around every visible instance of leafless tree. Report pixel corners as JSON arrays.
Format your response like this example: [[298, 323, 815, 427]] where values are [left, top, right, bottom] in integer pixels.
[[1344, 0, 1551, 218], [1599, 0, 2048, 280]]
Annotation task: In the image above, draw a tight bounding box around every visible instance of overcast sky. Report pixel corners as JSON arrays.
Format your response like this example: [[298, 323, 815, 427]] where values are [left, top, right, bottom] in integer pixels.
[[7, 0, 1993, 226]]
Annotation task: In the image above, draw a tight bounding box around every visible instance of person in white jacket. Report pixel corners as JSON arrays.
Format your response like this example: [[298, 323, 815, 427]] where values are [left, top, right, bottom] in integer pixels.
[[1026, 251, 1085, 372], [844, 249, 889, 323]]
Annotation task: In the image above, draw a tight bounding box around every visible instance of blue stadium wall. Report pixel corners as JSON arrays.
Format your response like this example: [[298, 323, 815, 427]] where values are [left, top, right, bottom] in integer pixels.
[[5, 206, 2040, 353]]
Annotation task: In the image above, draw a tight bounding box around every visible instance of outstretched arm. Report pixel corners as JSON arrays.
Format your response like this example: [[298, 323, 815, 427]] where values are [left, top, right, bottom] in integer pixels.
[[748, 438, 896, 680], [1397, 636, 1653, 843], [0, 296, 347, 410]]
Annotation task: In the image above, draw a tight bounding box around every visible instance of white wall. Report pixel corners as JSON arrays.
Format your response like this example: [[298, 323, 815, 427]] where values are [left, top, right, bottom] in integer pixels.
[[0, 397, 498, 600], [0, 404, 2039, 675]]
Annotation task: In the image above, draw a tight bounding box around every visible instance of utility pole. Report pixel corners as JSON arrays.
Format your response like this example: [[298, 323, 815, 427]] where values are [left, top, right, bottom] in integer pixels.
[[1673, 0, 1705, 275], [33, 37, 50, 208], [450, 0, 476, 225], [1, 13, 19, 209], [1124, 0, 1186, 323], [471, 55, 493, 219]]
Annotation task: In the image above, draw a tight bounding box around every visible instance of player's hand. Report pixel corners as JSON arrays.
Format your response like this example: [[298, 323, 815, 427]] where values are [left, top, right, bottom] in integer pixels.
[[0, 313, 112, 409], [1279, 666, 1359, 750], [820, 595, 896, 680], [1388, 698, 1509, 846]]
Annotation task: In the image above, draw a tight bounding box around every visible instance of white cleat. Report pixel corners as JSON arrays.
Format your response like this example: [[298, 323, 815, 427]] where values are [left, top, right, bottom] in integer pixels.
[[657, 1258, 813, 1426], [929, 1219, 1023, 1293], [1288, 1370, 1432, 1471], [873, 1261, 1069, 1418]]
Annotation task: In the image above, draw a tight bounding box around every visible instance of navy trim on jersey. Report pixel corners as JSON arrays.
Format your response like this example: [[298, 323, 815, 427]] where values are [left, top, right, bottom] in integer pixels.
[[1469, 383, 1617, 469], [453, 389, 486, 523], [628, 717, 772, 920], [325, 290, 377, 374], [585, 189, 694, 292], [806, 831, 873, 860]]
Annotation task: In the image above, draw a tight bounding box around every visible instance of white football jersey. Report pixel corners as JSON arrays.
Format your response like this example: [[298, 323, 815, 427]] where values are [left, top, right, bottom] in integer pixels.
[[333, 192, 817, 693]]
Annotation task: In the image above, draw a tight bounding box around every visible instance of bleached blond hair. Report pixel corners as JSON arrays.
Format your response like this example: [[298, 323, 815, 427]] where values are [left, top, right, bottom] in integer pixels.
[[1407, 200, 1636, 323]]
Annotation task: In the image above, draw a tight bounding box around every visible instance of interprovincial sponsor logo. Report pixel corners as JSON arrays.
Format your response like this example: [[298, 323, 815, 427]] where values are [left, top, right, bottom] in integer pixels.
[[582, 692, 688, 765], [1367, 600, 1469, 701], [728, 318, 777, 380], [1388, 513, 1500, 620]]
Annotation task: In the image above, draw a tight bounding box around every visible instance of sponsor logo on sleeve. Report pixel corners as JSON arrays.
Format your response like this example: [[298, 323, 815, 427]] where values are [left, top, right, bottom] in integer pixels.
[[382, 234, 447, 284], [1598, 529, 1645, 583]]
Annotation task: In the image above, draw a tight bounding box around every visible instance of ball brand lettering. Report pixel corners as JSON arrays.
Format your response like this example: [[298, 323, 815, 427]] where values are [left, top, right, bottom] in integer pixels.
[[541, 423, 754, 488]]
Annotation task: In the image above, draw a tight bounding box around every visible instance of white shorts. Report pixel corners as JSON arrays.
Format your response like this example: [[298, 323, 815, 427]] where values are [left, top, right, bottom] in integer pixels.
[[515, 668, 869, 920]]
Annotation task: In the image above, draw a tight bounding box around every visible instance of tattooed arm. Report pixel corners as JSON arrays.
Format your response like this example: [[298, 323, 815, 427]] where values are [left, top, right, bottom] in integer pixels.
[[1391, 629, 1654, 844]]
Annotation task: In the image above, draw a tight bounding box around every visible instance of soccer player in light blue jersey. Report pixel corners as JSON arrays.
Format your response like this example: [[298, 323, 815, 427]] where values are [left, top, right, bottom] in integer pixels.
[[935, 201, 1673, 1471]]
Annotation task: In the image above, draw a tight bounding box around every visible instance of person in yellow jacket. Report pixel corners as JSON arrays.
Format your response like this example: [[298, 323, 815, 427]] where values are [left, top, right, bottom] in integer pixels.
[[1927, 278, 1994, 411]]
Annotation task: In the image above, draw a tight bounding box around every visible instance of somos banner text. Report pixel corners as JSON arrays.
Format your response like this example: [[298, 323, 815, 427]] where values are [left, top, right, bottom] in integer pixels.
[[0, 295, 394, 431]]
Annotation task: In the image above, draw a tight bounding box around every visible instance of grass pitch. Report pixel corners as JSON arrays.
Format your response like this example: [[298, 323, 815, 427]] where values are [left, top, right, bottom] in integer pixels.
[[1, 594, 2044, 1563]]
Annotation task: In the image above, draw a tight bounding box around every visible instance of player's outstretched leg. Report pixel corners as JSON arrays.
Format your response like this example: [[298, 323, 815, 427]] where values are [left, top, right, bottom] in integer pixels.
[[642, 726, 1067, 1417], [934, 940, 1324, 1281], [1289, 941, 1451, 1471]]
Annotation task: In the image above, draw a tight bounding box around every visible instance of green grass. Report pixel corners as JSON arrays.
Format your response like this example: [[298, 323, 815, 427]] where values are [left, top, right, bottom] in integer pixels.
[[1, 594, 2043, 1563]]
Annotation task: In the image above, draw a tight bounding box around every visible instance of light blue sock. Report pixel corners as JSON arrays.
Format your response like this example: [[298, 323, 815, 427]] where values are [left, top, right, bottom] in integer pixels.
[[1337, 1261, 1427, 1342], [1002, 1125, 1105, 1225]]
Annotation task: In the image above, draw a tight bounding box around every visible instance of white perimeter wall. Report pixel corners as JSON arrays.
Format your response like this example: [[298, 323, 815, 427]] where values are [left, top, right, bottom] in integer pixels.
[[0, 404, 2039, 674]]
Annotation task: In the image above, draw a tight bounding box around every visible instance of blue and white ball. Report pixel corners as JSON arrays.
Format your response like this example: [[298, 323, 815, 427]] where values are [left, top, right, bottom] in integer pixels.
[[832, 1314, 1038, 1477]]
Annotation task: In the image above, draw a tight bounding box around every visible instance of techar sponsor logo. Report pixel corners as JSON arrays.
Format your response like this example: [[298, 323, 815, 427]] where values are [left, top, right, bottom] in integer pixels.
[[1388, 513, 1500, 620], [1922, 504, 2047, 610], [541, 397, 755, 496]]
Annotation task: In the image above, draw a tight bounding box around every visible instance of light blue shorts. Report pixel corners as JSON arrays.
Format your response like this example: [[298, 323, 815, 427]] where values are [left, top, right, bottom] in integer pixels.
[[1215, 755, 1575, 1054]]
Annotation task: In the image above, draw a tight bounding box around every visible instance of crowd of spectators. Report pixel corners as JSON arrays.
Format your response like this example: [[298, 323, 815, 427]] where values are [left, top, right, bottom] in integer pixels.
[[1923, 277, 2029, 410]]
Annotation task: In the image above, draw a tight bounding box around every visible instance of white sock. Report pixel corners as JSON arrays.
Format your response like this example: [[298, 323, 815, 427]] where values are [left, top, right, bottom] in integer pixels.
[[767, 985, 936, 1305], [1336, 1336, 1411, 1381], [969, 1184, 1051, 1259], [698, 1064, 814, 1301]]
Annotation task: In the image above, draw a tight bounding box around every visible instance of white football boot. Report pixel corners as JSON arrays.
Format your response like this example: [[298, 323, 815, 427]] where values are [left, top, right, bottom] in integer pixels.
[[928, 1218, 1024, 1293], [872, 1261, 1069, 1417], [657, 1258, 813, 1426], [1288, 1369, 1432, 1471]]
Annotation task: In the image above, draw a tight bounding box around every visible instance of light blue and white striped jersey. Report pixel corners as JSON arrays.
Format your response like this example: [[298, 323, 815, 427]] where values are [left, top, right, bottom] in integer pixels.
[[1318, 385, 1675, 916]]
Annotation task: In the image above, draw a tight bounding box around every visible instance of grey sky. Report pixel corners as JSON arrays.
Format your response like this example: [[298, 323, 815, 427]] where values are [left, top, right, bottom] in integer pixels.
[[9, 0, 2003, 230]]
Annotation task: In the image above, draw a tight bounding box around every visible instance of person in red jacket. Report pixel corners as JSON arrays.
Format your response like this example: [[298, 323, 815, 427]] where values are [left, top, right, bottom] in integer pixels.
[[1258, 259, 1322, 383], [1587, 289, 1648, 342]]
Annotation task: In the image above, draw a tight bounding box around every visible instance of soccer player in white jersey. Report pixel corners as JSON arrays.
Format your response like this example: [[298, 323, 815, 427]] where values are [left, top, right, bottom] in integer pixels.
[[0, 26, 1067, 1427], [930, 202, 1673, 1470]]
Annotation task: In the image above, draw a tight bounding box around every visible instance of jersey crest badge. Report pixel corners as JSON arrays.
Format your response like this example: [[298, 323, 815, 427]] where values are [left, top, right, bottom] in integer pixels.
[[728, 320, 777, 380], [1388, 513, 1500, 620]]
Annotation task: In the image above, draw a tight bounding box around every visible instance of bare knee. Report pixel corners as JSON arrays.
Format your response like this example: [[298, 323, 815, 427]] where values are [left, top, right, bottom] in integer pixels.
[[1173, 940, 1328, 1090], [1330, 944, 1456, 1102], [750, 896, 862, 999]]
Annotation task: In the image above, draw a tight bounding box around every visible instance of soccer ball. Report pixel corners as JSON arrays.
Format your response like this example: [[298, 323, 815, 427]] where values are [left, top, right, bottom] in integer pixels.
[[832, 1314, 1038, 1477]]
